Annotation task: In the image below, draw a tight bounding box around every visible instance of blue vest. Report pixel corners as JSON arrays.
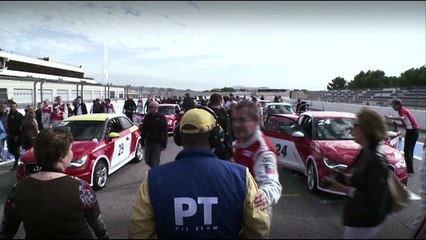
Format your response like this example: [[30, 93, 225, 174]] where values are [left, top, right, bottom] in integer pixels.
[[148, 148, 246, 239]]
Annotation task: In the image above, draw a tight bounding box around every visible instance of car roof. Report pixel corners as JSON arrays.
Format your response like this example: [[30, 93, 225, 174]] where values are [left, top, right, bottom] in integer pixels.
[[300, 111, 356, 118], [64, 113, 127, 122], [266, 102, 292, 106]]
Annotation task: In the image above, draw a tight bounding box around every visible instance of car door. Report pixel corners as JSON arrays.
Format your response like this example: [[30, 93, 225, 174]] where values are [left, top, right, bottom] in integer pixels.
[[263, 115, 306, 172], [294, 115, 315, 167], [107, 118, 128, 169]]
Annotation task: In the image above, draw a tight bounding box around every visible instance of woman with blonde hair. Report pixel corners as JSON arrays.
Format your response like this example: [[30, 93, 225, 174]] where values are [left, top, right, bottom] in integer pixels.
[[326, 107, 391, 239]]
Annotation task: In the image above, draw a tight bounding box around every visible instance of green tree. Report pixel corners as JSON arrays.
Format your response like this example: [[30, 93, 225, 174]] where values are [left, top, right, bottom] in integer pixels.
[[327, 77, 347, 90]]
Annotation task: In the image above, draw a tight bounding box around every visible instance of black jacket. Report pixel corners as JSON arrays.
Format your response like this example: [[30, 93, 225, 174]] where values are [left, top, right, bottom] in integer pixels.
[[210, 107, 233, 160], [7, 111, 23, 142], [73, 103, 88, 115], [343, 145, 391, 227], [140, 112, 168, 148]]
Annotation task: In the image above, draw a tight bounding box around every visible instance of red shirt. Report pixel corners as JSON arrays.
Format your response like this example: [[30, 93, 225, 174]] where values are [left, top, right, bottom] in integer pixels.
[[398, 107, 418, 130]]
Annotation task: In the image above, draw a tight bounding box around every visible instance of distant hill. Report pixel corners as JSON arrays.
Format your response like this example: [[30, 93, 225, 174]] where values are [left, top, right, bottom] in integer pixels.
[[231, 86, 270, 90]]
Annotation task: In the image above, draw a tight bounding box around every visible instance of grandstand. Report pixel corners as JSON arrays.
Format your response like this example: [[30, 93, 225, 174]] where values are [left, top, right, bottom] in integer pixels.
[[307, 87, 426, 110]]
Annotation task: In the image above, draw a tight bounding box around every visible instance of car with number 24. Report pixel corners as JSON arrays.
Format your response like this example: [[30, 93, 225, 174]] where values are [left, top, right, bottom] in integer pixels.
[[263, 111, 408, 195], [17, 114, 144, 190]]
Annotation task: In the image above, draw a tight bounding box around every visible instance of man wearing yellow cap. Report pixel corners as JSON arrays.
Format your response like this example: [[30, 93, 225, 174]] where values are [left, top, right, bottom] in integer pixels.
[[128, 107, 270, 239]]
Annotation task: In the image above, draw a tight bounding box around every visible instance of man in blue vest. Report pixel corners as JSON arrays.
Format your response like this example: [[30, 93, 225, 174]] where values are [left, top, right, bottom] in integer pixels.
[[128, 107, 270, 239]]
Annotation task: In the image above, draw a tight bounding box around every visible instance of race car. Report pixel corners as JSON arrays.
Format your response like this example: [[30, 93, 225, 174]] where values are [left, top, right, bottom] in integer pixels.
[[263, 111, 408, 195], [261, 102, 298, 129], [17, 114, 144, 190], [157, 104, 181, 134]]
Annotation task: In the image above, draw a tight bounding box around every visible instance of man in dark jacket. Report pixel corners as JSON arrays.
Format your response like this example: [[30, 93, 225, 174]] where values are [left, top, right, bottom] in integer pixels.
[[91, 98, 104, 113], [7, 101, 23, 170], [208, 93, 233, 160], [124, 96, 137, 122], [73, 96, 88, 116], [139, 101, 167, 168]]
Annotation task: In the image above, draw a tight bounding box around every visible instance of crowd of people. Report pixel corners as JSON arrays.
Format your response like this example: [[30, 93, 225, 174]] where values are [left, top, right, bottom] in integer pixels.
[[0, 92, 424, 239]]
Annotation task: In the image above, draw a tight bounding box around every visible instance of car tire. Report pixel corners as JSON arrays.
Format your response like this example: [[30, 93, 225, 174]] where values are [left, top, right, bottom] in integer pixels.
[[307, 161, 318, 193], [133, 140, 144, 163], [93, 160, 108, 190]]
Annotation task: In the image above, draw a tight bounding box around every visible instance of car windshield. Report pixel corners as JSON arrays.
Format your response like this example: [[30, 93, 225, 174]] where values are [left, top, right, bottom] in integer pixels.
[[268, 104, 295, 114], [158, 106, 175, 116], [59, 121, 105, 141], [313, 117, 355, 140]]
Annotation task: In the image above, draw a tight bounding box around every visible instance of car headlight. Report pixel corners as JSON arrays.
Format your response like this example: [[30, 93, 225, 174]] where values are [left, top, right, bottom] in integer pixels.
[[394, 159, 406, 169], [168, 120, 172, 125], [323, 157, 348, 171], [70, 155, 88, 168]]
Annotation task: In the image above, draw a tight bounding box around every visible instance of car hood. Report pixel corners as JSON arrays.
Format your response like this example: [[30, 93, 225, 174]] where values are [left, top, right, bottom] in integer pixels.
[[20, 141, 99, 164], [316, 140, 361, 165], [316, 140, 404, 166]]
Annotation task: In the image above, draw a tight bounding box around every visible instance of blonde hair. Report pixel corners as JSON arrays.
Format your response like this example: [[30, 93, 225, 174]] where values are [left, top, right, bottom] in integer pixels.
[[356, 107, 387, 147]]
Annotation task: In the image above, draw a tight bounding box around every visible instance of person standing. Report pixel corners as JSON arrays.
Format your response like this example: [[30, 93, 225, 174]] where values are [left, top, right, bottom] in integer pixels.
[[409, 139, 426, 239], [123, 96, 137, 121], [208, 93, 233, 160], [72, 96, 87, 116], [0, 103, 8, 161], [35, 102, 43, 131], [21, 106, 39, 151], [385, 99, 419, 174], [326, 108, 391, 239], [0, 127, 109, 239], [104, 98, 115, 114], [41, 99, 52, 129], [91, 98, 105, 114], [6, 101, 23, 171], [139, 101, 168, 168], [49, 104, 65, 128], [128, 107, 270, 239], [232, 100, 282, 220], [54, 96, 68, 119]]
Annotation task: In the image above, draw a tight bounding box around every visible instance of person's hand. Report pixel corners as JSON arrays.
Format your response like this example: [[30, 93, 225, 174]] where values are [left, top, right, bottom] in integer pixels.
[[254, 190, 268, 210]]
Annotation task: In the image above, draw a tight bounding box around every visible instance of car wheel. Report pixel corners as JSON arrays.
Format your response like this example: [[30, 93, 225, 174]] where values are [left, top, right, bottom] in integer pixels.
[[133, 140, 144, 163], [93, 160, 108, 190], [307, 161, 318, 192]]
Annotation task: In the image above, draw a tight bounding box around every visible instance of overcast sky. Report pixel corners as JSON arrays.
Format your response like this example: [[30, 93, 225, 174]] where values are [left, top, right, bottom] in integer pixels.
[[0, 1, 424, 91]]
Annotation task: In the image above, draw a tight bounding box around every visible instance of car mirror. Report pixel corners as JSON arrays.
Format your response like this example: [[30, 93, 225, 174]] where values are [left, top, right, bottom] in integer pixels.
[[108, 132, 120, 138], [291, 131, 305, 138]]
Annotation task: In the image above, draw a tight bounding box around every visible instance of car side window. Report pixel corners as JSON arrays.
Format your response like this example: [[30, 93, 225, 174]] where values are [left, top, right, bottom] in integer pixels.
[[106, 118, 123, 137], [300, 116, 313, 138], [119, 117, 133, 130]]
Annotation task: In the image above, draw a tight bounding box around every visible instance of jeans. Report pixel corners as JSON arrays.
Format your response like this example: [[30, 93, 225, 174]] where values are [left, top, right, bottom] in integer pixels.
[[0, 138, 5, 160], [404, 129, 419, 173], [144, 143, 162, 168]]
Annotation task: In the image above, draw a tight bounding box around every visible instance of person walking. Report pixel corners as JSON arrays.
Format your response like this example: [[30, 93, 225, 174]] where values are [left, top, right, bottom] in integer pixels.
[[128, 107, 270, 239], [409, 139, 426, 239], [50, 104, 66, 128], [139, 101, 168, 168], [54, 96, 68, 119], [208, 93, 233, 160], [0, 127, 108, 239], [326, 107, 391, 239], [41, 99, 52, 129], [385, 99, 419, 174], [232, 100, 282, 220], [123, 96, 137, 121], [104, 98, 115, 114], [72, 96, 87, 116], [91, 98, 105, 114], [21, 106, 39, 151], [0, 103, 8, 161], [6, 101, 23, 171]]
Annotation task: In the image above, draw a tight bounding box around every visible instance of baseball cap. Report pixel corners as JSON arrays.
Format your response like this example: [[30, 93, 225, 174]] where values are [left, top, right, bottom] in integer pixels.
[[180, 108, 216, 134]]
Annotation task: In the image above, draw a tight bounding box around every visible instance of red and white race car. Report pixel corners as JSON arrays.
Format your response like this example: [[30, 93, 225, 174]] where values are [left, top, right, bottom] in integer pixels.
[[263, 111, 408, 195], [17, 114, 143, 190], [157, 104, 181, 134]]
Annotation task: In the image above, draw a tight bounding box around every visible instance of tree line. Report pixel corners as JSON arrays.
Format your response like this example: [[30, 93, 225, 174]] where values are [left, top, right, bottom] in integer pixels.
[[327, 65, 425, 90]]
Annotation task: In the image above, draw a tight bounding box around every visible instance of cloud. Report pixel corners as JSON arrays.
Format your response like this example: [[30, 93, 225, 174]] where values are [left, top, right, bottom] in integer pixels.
[[0, 1, 424, 91]]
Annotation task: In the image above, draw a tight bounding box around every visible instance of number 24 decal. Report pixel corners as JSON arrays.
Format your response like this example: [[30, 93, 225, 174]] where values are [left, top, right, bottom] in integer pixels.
[[275, 143, 287, 157], [118, 143, 124, 156]]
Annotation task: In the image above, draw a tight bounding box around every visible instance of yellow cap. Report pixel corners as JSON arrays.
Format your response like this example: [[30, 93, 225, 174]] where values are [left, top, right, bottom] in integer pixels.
[[180, 108, 216, 134]]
